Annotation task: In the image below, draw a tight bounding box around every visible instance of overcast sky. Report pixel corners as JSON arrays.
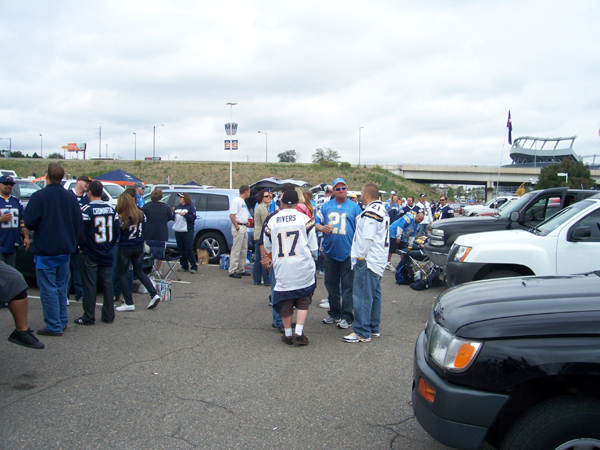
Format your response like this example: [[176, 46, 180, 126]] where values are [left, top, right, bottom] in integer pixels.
[[2, 0, 599, 167]]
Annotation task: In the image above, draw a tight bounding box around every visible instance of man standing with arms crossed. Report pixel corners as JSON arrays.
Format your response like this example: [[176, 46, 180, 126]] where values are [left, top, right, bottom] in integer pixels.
[[316, 178, 362, 330], [74, 181, 119, 325], [0, 175, 29, 267], [343, 183, 389, 343], [228, 185, 251, 278], [24, 163, 83, 337]]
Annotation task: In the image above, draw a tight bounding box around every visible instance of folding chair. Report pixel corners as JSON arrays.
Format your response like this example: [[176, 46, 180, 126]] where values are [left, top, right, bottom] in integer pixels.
[[146, 240, 181, 281]]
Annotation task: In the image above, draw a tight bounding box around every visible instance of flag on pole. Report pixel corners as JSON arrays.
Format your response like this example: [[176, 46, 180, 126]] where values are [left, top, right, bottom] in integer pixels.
[[507, 111, 513, 145]]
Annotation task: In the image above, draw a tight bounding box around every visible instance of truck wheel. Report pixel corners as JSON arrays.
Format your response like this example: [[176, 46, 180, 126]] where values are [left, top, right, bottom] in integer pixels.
[[482, 270, 519, 280], [500, 397, 600, 450], [196, 232, 227, 264]]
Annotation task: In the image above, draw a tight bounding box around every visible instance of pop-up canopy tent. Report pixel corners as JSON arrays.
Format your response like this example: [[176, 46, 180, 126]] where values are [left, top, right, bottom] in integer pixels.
[[95, 169, 144, 187]]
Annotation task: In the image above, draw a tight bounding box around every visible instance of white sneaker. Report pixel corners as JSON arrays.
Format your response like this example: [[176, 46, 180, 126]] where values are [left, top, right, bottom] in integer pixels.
[[116, 304, 135, 312], [386, 262, 395, 272], [147, 294, 160, 310], [319, 301, 330, 309], [371, 332, 381, 338], [138, 284, 149, 294], [336, 319, 351, 329]]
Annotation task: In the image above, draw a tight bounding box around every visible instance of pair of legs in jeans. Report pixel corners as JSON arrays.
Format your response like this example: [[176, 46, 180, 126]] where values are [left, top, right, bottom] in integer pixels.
[[117, 245, 158, 305], [36, 260, 70, 334], [324, 254, 354, 323], [351, 259, 382, 339], [79, 252, 114, 324], [253, 241, 270, 285]]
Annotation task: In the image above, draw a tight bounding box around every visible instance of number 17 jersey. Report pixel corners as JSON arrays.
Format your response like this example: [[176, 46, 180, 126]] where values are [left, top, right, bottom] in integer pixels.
[[80, 200, 119, 266]]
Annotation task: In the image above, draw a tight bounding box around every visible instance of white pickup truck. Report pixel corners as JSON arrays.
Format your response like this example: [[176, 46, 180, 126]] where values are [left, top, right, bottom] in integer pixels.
[[446, 193, 600, 286]]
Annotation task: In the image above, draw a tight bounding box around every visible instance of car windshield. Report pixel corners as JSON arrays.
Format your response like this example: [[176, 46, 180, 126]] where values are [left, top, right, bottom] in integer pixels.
[[15, 181, 41, 199], [104, 184, 124, 197], [533, 200, 596, 236], [497, 192, 536, 218]]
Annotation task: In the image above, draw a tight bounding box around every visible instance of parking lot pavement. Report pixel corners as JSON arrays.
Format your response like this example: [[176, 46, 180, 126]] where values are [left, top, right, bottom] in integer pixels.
[[0, 258, 455, 450]]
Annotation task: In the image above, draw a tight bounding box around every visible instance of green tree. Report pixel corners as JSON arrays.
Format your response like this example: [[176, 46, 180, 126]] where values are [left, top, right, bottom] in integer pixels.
[[536, 159, 595, 190], [277, 150, 299, 163], [46, 152, 65, 159], [312, 148, 340, 165], [10, 151, 25, 158], [447, 187, 455, 201]]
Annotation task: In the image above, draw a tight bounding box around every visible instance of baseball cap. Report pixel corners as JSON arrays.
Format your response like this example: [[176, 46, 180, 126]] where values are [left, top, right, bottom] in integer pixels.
[[420, 193, 427, 198], [177, 192, 185, 198], [390, 191, 396, 195], [281, 190, 299, 205], [133, 181, 145, 189], [332, 178, 347, 188], [349, 193, 357, 198], [0, 175, 15, 185], [77, 175, 92, 182]]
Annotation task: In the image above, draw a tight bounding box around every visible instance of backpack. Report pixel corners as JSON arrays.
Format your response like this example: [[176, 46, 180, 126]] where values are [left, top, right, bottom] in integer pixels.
[[395, 264, 414, 285]]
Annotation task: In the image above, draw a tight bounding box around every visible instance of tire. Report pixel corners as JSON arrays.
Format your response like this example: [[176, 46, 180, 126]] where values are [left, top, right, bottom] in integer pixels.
[[196, 232, 227, 264], [500, 396, 600, 450], [482, 270, 520, 280]]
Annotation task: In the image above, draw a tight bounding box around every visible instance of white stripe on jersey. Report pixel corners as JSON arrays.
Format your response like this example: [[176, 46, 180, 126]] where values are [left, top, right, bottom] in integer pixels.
[[351, 200, 390, 277], [264, 209, 317, 293]]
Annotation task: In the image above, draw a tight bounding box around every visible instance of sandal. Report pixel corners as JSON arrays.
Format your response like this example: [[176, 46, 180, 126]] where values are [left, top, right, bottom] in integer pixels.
[[73, 317, 94, 326]]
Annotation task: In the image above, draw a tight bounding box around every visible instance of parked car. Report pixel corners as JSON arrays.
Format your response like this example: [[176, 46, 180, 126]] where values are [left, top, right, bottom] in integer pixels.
[[446, 193, 600, 286], [0, 169, 18, 177], [462, 196, 519, 217], [424, 187, 598, 269], [144, 188, 254, 264], [62, 179, 124, 208], [473, 197, 520, 216], [143, 184, 213, 195], [413, 271, 600, 450]]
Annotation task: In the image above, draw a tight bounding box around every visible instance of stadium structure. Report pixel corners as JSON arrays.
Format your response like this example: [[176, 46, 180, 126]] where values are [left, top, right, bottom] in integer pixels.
[[505, 135, 600, 169]]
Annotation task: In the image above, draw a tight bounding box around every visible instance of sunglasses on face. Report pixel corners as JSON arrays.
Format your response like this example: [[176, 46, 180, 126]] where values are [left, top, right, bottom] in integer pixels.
[[335, 186, 347, 191]]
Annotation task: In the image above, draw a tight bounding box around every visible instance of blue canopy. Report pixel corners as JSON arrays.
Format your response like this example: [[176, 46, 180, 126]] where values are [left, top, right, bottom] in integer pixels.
[[95, 169, 143, 186]]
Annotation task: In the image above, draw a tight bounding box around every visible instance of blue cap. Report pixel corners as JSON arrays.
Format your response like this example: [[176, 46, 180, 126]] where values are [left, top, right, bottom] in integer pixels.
[[0, 175, 15, 184], [332, 178, 347, 188]]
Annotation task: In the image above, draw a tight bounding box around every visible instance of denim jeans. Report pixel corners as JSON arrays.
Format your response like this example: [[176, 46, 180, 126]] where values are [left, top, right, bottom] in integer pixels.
[[352, 259, 382, 339], [112, 243, 133, 301], [324, 254, 354, 323], [117, 245, 157, 305], [270, 269, 282, 327], [80, 252, 114, 324], [70, 250, 83, 299], [252, 241, 270, 285], [36, 260, 70, 333], [175, 230, 197, 271]]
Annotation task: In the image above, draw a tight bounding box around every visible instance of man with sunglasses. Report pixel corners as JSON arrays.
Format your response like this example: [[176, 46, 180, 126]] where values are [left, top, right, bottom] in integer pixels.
[[435, 196, 454, 220], [0, 175, 29, 268], [316, 178, 362, 330]]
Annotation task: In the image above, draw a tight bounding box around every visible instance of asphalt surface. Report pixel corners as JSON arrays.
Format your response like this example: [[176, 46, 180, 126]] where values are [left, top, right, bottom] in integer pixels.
[[0, 255, 457, 450]]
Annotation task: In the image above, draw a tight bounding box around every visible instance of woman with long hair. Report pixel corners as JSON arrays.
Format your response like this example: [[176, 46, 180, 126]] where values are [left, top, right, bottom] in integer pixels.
[[174, 193, 198, 274], [295, 187, 313, 219], [252, 189, 272, 286], [115, 193, 161, 311], [303, 191, 315, 218]]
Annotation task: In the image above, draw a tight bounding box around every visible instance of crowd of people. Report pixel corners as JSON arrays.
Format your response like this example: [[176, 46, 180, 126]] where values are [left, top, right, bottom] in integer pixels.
[[2, 162, 455, 350], [243, 179, 455, 346]]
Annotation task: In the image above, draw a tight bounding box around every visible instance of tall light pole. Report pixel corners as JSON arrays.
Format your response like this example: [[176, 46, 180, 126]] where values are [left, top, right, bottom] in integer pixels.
[[358, 126, 363, 166], [133, 132, 137, 160], [153, 124, 163, 159], [39, 134, 43, 158], [258, 131, 268, 162], [226, 102, 237, 189]]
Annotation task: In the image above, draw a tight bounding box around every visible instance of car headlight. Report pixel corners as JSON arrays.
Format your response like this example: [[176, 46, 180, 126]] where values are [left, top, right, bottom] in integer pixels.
[[453, 245, 472, 262], [428, 324, 482, 372], [431, 229, 444, 238]]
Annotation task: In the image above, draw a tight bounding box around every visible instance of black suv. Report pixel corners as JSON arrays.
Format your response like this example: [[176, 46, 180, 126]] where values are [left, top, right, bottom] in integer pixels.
[[424, 188, 597, 270], [412, 272, 600, 450]]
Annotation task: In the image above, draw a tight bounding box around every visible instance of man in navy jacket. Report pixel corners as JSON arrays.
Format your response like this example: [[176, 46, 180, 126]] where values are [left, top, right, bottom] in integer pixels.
[[23, 163, 83, 336]]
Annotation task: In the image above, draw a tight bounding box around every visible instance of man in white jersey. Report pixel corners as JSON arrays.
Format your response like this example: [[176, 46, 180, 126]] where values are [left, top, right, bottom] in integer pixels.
[[229, 184, 251, 278], [343, 183, 390, 343], [263, 190, 318, 346]]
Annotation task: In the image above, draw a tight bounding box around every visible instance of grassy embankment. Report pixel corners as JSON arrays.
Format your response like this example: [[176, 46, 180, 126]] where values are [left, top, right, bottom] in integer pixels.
[[1, 159, 439, 199]]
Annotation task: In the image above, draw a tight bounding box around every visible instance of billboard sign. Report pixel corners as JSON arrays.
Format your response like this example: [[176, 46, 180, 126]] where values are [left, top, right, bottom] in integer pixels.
[[67, 143, 86, 152]]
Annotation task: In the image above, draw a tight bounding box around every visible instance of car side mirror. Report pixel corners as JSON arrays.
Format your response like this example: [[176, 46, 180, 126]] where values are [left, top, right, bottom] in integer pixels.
[[569, 226, 591, 242], [101, 193, 109, 201], [509, 211, 520, 222]]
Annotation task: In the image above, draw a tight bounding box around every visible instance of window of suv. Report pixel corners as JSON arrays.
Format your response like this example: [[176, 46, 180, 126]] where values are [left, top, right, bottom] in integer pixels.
[[497, 192, 536, 218], [534, 199, 595, 236], [570, 208, 600, 242], [207, 194, 229, 211]]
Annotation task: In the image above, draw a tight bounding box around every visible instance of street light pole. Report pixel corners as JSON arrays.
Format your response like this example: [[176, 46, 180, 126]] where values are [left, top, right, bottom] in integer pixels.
[[153, 124, 163, 159], [226, 103, 237, 189], [39, 134, 43, 158], [358, 126, 363, 166], [133, 133, 137, 160], [258, 131, 268, 162]]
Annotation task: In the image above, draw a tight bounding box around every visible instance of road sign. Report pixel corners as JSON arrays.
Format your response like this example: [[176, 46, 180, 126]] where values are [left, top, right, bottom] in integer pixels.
[[225, 123, 238, 136]]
